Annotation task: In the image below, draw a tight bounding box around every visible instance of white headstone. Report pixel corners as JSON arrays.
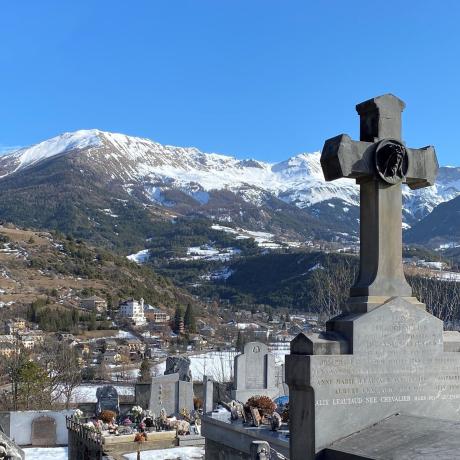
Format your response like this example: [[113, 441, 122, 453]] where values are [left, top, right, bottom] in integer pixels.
[[231, 342, 278, 402]]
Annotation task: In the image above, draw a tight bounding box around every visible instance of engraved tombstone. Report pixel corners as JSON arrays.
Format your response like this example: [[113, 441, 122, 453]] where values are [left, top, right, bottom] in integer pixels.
[[231, 342, 277, 402], [149, 372, 194, 416], [31, 416, 56, 447], [96, 385, 120, 415], [286, 95, 460, 460]]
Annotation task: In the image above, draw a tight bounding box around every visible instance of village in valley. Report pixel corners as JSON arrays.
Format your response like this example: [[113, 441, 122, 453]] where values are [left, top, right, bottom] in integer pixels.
[[0, 225, 313, 459]]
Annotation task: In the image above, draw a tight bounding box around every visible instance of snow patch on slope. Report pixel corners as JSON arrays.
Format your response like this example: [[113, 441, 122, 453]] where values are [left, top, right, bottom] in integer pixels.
[[127, 249, 150, 264]]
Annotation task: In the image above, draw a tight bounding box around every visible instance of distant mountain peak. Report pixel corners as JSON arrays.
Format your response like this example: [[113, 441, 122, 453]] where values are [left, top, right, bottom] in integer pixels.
[[6, 129, 103, 172]]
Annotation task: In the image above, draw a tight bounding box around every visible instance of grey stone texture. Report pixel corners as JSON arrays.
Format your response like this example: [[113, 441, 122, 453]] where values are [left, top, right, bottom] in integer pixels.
[[0, 431, 24, 460], [321, 93, 438, 305], [0, 413, 10, 437], [202, 413, 289, 460], [250, 441, 270, 460], [31, 415, 56, 446], [442, 331, 460, 352], [287, 297, 460, 458], [323, 414, 460, 460], [231, 342, 278, 402], [149, 372, 194, 416], [134, 382, 151, 409], [165, 355, 192, 382], [203, 375, 214, 414], [177, 434, 205, 447]]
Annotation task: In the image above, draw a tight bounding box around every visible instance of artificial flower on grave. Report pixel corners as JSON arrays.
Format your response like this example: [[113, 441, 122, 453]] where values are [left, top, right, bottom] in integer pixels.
[[131, 405, 144, 421], [83, 421, 95, 432], [123, 417, 133, 426]]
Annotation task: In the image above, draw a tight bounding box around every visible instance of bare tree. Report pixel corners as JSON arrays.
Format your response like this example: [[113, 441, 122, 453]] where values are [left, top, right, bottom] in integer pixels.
[[310, 257, 357, 322], [407, 268, 460, 328], [38, 338, 82, 407]]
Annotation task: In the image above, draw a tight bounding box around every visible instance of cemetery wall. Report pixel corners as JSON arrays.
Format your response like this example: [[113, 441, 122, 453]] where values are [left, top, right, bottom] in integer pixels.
[[205, 438, 250, 460], [4, 410, 72, 446], [202, 414, 289, 460]]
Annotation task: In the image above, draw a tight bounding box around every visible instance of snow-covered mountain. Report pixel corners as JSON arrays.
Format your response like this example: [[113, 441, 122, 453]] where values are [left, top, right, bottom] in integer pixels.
[[0, 129, 459, 245]]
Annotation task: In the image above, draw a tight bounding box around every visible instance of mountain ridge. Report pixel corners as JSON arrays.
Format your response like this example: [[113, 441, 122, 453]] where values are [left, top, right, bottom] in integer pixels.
[[0, 129, 459, 248]]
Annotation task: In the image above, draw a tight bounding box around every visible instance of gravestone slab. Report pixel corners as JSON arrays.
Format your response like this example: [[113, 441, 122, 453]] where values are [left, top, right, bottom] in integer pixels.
[[287, 297, 460, 457], [149, 372, 194, 416], [178, 380, 194, 412], [96, 385, 120, 415], [231, 342, 277, 402], [203, 375, 214, 413], [31, 416, 56, 446]]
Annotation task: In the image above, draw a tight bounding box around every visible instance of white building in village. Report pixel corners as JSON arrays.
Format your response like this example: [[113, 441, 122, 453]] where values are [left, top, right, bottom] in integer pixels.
[[118, 298, 147, 326]]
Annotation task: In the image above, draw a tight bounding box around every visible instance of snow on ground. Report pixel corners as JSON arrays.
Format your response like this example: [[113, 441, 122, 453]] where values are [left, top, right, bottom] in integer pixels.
[[211, 224, 241, 235], [100, 208, 118, 218], [54, 384, 134, 403], [156, 348, 289, 382], [24, 447, 68, 460], [417, 261, 445, 270], [436, 271, 460, 282], [182, 246, 240, 262], [201, 267, 234, 280], [211, 224, 301, 249], [308, 263, 324, 272], [437, 242, 460, 250], [123, 447, 204, 460], [127, 249, 150, 264], [117, 330, 137, 339]]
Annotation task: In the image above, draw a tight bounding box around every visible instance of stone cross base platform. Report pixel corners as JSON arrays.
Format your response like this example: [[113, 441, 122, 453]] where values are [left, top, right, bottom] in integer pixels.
[[322, 414, 460, 460]]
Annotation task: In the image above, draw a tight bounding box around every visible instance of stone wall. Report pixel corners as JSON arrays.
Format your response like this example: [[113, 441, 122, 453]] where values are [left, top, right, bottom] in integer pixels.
[[205, 438, 250, 460], [134, 383, 151, 409], [202, 414, 288, 460], [1, 410, 73, 446]]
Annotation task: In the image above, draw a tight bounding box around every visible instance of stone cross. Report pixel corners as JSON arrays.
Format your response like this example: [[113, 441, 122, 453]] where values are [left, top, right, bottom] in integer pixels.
[[321, 94, 438, 311]]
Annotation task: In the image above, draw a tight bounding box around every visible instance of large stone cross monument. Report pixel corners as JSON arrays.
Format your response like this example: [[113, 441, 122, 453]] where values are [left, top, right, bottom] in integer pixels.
[[321, 94, 438, 310], [286, 94, 460, 460]]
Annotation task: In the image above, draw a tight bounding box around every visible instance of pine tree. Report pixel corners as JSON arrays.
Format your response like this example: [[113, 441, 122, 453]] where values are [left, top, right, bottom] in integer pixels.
[[88, 311, 97, 331], [236, 331, 245, 352], [173, 306, 184, 333], [138, 358, 152, 383], [184, 304, 196, 333]]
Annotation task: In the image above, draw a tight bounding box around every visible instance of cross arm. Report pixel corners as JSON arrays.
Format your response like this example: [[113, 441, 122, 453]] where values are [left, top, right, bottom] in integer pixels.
[[405, 145, 438, 189], [320, 134, 374, 181], [321, 134, 439, 189]]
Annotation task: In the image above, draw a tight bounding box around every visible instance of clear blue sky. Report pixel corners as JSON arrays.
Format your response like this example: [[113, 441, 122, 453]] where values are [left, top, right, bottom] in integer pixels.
[[1, 0, 459, 165]]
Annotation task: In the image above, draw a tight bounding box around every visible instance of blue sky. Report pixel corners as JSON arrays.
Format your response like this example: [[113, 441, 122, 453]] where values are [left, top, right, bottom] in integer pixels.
[[1, 1, 459, 165]]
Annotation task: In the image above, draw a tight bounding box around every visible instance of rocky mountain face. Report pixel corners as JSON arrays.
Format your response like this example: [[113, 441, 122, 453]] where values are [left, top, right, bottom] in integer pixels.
[[0, 129, 459, 248]]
